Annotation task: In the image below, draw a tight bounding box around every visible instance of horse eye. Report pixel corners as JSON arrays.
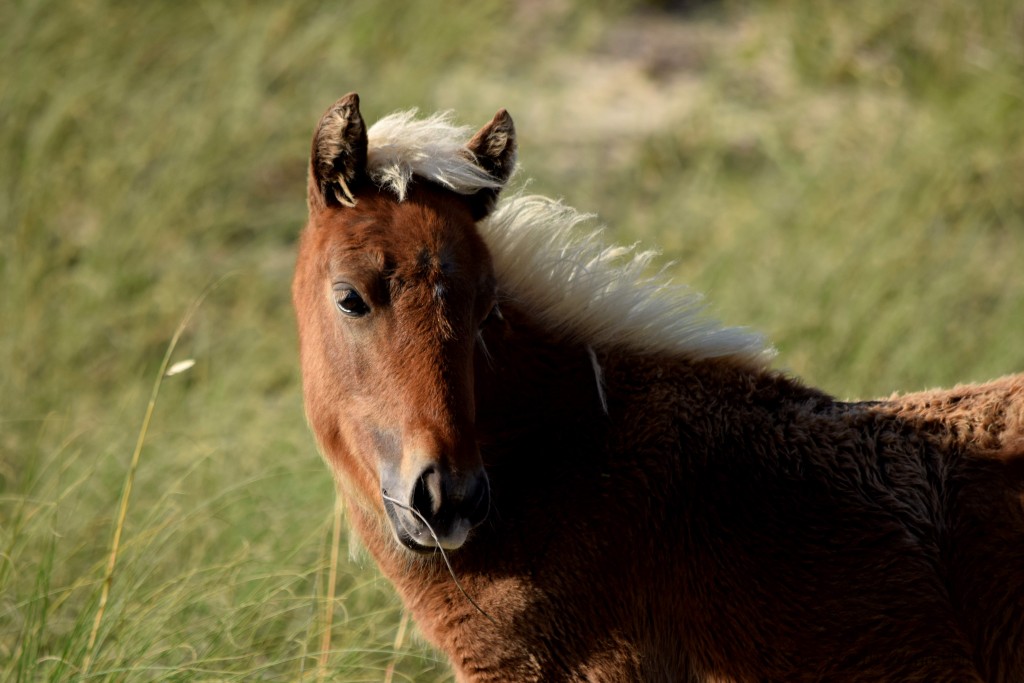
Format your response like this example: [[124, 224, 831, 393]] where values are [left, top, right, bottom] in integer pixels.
[[335, 288, 370, 317]]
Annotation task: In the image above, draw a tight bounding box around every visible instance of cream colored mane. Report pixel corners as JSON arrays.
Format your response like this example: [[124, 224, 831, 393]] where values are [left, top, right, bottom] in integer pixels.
[[366, 111, 769, 363], [367, 109, 503, 200]]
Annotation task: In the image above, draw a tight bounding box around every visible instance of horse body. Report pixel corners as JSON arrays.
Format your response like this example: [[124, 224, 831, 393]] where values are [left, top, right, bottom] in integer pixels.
[[367, 348, 1024, 682], [293, 94, 1024, 682]]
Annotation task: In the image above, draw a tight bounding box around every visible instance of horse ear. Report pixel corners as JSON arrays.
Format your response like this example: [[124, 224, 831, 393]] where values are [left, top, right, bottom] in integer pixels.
[[465, 109, 517, 220], [309, 92, 368, 208]]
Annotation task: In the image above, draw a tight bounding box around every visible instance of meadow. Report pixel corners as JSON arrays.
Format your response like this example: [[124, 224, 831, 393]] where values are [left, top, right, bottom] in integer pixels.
[[1, 1, 1022, 680]]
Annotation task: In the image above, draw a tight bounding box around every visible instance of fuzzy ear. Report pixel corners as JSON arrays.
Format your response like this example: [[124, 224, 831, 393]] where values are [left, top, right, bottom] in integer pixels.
[[465, 109, 517, 220], [309, 92, 368, 208]]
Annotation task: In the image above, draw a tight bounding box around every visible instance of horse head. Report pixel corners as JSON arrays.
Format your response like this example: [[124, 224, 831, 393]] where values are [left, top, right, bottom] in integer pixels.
[[293, 94, 516, 553]]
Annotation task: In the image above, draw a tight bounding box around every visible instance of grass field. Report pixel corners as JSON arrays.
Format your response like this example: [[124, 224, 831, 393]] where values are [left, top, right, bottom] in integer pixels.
[[2, 1, 1022, 680]]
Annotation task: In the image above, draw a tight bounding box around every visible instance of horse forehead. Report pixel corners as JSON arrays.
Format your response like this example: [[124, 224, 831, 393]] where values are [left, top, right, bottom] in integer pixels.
[[399, 246, 474, 311], [315, 210, 450, 265], [396, 207, 476, 260], [314, 187, 492, 290], [414, 243, 459, 278], [388, 198, 489, 280]]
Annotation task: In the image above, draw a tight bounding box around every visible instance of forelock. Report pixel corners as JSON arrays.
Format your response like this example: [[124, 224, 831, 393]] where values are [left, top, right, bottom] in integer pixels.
[[366, 110, 506, 200]]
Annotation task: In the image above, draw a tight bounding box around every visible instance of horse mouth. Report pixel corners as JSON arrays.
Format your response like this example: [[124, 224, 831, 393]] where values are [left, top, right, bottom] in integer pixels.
[[381, 494, 473, 553]]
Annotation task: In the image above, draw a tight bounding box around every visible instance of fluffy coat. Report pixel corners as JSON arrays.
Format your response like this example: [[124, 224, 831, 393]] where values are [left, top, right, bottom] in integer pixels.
[[293, 95, 1024, 682]]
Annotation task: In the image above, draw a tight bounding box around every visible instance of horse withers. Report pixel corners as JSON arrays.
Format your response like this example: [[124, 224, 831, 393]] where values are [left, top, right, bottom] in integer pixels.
[[292, 93, 1024, 682]]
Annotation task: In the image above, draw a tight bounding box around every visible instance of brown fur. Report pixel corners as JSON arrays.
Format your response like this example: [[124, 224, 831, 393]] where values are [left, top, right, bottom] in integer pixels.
[[293, 96, 1024, 682]]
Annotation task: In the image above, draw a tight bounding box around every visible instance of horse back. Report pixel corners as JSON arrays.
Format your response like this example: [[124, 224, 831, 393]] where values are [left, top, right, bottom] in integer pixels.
[[616, 359, 1024, 681], [882, 373, 1024, 681]]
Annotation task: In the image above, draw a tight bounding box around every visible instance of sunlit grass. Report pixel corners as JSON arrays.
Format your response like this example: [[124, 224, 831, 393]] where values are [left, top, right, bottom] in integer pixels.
[[2, 0, 1022, 680]]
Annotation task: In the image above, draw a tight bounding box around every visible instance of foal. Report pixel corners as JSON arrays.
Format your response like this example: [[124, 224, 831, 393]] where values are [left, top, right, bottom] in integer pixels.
[[292, 93, 1024, 682]]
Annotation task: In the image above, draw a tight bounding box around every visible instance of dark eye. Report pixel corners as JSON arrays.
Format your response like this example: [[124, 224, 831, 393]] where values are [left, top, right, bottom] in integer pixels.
[[335, 287, 370, 317]]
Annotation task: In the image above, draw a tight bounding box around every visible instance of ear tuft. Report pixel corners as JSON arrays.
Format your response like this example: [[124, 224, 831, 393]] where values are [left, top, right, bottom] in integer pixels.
[[310, 92, 368, 208], [465, 109, 517, 220]]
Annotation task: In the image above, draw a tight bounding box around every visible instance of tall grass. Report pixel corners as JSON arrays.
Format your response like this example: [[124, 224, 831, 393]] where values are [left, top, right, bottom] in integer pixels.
[[2, 0, 1022, 680]]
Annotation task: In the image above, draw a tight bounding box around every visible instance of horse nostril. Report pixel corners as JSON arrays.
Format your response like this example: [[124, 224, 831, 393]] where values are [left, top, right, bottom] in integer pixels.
[[465, 472, 490, 526], [409, 466, 490, 530], [411, 465, 444, 519]]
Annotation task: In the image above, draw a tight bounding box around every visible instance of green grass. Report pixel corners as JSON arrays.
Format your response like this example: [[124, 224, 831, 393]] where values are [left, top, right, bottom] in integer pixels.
[[2, 0, 1022, 680]]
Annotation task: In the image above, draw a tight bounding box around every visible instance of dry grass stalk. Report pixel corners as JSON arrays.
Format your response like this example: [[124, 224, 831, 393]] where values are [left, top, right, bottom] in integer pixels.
[[316, 495, 344, 683], [81, 284, 219, 676]]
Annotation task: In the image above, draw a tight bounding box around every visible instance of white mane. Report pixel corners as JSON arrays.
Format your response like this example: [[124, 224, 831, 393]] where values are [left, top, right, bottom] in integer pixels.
[[480, 196, 768, 362], [364, 110, 769, 363], [367, 110, 503, 200]]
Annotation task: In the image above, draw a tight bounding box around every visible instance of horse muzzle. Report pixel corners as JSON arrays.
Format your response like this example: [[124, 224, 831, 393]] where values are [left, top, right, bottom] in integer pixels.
[[381, 464, 490, 553]]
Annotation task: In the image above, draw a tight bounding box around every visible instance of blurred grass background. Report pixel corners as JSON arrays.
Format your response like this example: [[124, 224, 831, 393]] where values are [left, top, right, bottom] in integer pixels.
[[1, 0, 1022, 680]]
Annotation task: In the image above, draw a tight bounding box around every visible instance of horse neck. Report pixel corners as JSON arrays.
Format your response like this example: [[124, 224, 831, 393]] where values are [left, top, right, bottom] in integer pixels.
[[475, 303, 609, 447], [471, 301, 816, 535]]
